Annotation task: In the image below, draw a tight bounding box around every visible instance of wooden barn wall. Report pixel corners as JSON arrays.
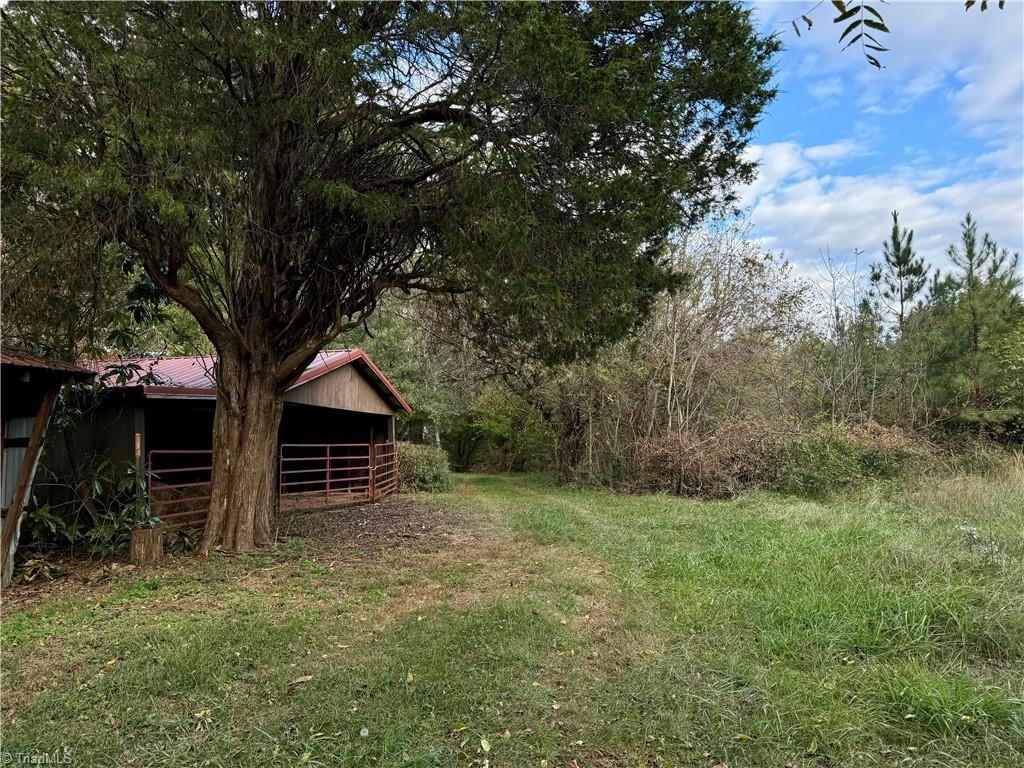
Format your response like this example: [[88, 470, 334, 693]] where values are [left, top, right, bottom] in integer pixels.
[[33, 394, 142, 512], [284, 365, 393, 415]]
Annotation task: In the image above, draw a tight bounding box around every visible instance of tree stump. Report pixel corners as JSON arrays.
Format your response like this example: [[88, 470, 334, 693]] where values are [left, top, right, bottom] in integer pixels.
[[130, 527, 164, 565]]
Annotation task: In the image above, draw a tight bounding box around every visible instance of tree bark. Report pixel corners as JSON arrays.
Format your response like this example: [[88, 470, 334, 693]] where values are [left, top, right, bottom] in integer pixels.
[[199, 348, 286, 554], [130, 527, 164, 565]]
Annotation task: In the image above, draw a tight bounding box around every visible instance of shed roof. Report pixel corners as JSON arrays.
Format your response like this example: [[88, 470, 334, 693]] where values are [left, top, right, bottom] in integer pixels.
[[89, 349, 412, 414], [0, 349, 96, 380]]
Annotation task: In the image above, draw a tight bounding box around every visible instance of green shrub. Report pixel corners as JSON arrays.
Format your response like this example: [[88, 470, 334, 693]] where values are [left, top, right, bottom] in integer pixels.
[[465, 386, 554, 472], [777, 423, 928, 498], [25, 458, 151, 557], [396, 442, 453, 492]]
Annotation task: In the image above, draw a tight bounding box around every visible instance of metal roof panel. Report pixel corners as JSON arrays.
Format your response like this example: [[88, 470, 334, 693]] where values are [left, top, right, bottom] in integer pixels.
[[87, 349, 411, 413]]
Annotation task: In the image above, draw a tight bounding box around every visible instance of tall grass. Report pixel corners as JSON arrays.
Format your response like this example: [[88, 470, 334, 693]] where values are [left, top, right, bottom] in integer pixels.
[[2, 469, 1022, 767]]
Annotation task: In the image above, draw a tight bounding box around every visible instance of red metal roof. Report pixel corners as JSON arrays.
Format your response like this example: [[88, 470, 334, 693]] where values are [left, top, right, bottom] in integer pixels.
[[0, 349, 95, 379], [88, 349, 412, 413]]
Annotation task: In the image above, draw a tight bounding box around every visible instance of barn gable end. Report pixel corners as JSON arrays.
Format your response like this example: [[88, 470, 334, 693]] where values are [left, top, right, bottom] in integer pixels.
[[284, 363, 393, 415]]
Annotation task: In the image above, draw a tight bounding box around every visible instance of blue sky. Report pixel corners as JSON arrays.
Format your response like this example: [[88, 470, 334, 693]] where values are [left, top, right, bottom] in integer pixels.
[[739, 1, 1024, 286]]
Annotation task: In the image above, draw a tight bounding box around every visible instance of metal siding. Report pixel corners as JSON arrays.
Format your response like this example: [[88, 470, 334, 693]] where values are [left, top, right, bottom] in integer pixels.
[[1, 418, 33, 509]]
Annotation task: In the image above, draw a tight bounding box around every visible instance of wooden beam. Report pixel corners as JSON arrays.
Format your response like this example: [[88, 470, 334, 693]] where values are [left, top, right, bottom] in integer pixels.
[[1, 384, 60, 577]]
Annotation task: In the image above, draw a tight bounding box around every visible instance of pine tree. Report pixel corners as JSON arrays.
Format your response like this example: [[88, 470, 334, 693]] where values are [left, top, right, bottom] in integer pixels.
[[926, 213, 1023, 429], [870, 210, 927, 335]]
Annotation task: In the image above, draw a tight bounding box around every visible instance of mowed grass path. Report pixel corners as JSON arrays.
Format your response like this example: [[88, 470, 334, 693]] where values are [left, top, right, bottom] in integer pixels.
[[2, 473, 1022, 767]]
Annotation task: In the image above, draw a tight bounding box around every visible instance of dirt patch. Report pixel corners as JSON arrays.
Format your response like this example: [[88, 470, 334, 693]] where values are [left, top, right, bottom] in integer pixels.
[[2, 496, 464, 614], [276, 495, 467, 555]]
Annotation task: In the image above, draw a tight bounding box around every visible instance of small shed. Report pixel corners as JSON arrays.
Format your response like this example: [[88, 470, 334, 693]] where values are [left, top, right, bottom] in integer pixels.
[[1, 350, 95, 585], [53, 349, 412, 530]]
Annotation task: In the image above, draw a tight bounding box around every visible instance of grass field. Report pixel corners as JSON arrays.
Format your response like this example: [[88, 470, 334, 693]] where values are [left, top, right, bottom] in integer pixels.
[[2, 471, 1023, 767]]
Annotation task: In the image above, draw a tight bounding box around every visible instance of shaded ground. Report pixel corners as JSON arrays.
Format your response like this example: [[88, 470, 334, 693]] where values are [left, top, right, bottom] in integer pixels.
[[278, 495, 467, 556], [3, 495, 461, 613], [2, 472, 1023, 768]]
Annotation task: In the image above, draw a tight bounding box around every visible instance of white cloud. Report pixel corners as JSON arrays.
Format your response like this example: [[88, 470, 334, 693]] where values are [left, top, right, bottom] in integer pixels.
[[804, 138, 865, 163], [743, 2, 1023, 278], [737, 137, 867, 199], [744, 162, 1022, 274], [753, 1, 1024, 138], [739, 141, 813, 200], [951, 61, 1024, 138], [808, 76, 843, 101]]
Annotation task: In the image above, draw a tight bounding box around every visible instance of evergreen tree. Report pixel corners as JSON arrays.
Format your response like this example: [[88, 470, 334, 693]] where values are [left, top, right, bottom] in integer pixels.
[[2, 2, 778, 552], [925, 213, 1023, 431], [869, 210, 927, 335]]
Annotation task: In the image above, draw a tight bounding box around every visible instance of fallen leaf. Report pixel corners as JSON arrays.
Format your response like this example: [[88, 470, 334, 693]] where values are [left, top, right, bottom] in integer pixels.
[[480, 737, 491, 753], [406, 671, 414, 683], [289, 675, 314, 688]]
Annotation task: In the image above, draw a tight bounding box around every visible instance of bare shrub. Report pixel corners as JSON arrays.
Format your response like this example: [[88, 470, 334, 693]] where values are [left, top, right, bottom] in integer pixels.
[[629, 421, 786, 498]]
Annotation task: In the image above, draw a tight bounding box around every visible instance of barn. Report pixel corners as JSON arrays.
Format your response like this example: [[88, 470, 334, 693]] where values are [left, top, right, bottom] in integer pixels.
[[1, 350, 95, 585], [60, 349, 411, 530]]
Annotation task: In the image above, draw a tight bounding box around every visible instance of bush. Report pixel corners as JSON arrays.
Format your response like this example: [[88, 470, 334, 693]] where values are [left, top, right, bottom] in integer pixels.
[[951, 442, 1021, 477], [630, 421, 785, 498], [396, 442, 453, 492], [25, 458, 150, 557], [777, 423, 929, 498]]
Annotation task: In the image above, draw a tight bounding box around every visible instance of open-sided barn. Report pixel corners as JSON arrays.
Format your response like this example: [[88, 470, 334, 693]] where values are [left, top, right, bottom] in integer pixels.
[[58, 349, 411, 530]]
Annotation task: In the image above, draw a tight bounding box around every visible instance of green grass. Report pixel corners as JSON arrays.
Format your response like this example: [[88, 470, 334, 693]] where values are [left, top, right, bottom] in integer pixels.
[[2, 470, 1023, 767]]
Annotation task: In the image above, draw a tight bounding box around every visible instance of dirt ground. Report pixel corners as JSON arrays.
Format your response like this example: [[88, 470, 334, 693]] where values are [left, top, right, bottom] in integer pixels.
[[276, 495, 466, 554], [1, 495, 468, 612]]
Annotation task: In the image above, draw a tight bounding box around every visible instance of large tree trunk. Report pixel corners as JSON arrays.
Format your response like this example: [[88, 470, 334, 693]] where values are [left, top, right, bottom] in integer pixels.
[[199, 349, 286, 554]]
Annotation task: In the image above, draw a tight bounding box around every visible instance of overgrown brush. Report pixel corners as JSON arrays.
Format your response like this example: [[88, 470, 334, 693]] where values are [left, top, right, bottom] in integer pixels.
[[396, 442, 453, 492], [607, 421, 951, 500], [630, 420, 785, 498], [777, 423, 931, 498]]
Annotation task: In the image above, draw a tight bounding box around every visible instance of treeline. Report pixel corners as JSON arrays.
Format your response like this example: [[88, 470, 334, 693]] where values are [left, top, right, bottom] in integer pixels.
[[355, 212, 1022, 495], [6, 209, 1020, 501]]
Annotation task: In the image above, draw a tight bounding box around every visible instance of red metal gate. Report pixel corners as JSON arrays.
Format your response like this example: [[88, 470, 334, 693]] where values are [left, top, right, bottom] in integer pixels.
[[146, 449, 213, 531], [278, 441, 398, 512], [146, 441, 398, 530]]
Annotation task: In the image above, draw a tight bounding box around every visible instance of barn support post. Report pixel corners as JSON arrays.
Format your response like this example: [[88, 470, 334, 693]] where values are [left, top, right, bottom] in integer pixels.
[[1, 384, 60, 586]]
